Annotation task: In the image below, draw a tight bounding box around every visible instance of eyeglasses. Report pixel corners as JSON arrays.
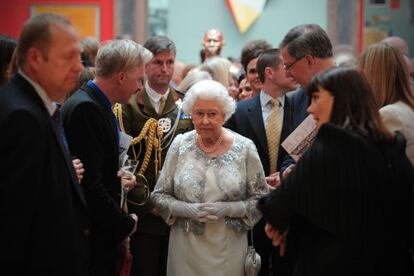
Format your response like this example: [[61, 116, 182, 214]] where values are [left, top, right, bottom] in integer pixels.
[[284, 57, 303, 71]]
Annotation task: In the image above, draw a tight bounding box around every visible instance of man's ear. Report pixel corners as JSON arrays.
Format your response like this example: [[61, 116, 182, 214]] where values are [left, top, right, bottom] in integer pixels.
[[305, 54, 316, 67], [26, 47, 43, 71], [264, 66, 273, 79], [117, 71, 125, 84]]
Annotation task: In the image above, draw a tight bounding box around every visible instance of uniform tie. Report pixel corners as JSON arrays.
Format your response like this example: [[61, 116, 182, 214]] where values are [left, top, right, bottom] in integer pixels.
[[52, 104, 71, 157], [266, 98, 282, 174], [158, 96, 166, 115]]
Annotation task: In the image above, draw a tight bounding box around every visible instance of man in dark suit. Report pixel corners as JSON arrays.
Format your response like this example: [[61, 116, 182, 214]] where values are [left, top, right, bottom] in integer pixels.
[[62, 39, 152, 276], [0, 14, 90, 275], [256, 25, 337, 273], [225, 48, 297, 276], [280, 24, 336, 131]]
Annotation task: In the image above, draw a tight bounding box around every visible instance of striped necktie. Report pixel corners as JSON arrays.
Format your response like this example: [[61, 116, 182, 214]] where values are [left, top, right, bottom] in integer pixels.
[[266, 98, 282, 174]]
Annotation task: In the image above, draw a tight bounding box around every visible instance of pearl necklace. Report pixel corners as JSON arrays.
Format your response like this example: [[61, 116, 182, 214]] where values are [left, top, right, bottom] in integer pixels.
[[196, 130, 224, 153]]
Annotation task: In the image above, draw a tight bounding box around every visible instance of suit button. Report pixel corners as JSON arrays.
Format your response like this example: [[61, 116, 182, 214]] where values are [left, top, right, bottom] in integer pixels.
[[83, 229, 90, 237]]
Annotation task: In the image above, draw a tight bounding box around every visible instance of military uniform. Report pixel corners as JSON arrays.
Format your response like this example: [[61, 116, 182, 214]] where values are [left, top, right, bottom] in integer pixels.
[[120, 87, 192, 276]]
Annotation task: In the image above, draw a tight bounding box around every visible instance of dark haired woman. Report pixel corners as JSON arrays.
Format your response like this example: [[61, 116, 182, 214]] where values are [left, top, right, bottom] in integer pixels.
[[0, 35, 17, 86], [258, 67, 414, 276]]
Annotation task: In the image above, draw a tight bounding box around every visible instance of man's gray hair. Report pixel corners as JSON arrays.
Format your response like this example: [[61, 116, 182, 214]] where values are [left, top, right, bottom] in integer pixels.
[[279, 24, 333, 59], [143, 36, 176, 55], [95, 39, 152, 77], [182, 79, 236, 122]]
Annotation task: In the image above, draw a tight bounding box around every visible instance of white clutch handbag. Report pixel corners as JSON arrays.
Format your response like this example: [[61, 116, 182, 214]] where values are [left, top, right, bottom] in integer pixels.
[[244, 230, 261, 276]]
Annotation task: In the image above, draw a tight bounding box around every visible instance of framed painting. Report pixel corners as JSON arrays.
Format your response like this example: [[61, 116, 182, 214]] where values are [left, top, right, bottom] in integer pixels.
[[31, 4, 100, 40]]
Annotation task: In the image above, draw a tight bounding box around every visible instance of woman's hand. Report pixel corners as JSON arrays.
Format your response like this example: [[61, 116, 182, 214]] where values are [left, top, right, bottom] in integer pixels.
[[264, 223, 288, 256], [170, 202, 209, 221], [201, 201, 246, 221]]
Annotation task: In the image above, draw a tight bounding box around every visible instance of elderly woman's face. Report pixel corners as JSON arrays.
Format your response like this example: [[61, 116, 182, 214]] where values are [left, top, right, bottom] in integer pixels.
[[192, 99, 225, 139], [307, 87, 334, 128]]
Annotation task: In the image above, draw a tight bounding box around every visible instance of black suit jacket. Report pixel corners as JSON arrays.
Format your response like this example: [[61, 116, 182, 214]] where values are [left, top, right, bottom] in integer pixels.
[[278, 87, 310, 171], [225, 93, 293, 176], [0, 74, 90, 275], [62, 83, 135, 275], [287, 87, 309, 129], [259, 124, 414, 276]]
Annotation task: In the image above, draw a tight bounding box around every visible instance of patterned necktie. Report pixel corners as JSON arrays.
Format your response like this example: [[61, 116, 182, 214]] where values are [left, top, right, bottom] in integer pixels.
[[266, 98, 282, 174], [52, 105, 71, 157], [158, 96, 166, 115]]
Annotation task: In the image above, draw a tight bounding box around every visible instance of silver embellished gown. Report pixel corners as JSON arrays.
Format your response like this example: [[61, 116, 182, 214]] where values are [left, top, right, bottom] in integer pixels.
[[151, 130, 268, 276]]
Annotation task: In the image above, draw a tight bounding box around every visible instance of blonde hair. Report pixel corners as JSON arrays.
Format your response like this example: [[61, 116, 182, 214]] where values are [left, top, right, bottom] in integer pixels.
[[95, 39, 152, 78], [198, 56, 231, 87], [357, 42, 414, 110], [175, 70, 212, 93]]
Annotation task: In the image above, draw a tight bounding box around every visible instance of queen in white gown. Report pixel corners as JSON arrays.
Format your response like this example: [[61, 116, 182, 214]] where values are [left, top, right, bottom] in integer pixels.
[[151, 80, 268, 276]]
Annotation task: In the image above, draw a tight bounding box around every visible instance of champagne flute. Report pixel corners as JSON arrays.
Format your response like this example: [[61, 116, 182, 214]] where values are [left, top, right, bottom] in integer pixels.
[[120, 159, 139, 209]]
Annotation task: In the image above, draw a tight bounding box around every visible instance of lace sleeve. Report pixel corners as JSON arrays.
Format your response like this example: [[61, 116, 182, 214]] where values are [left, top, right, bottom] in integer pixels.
[[242, 140, 268, 227], [151, 134, 183, 225]]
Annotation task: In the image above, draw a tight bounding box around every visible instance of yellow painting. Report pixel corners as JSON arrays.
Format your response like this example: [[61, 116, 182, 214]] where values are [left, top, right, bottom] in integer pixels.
[[31, 4, 100, 40]]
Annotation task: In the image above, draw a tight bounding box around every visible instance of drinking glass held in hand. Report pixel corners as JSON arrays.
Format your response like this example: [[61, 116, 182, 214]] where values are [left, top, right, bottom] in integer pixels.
[[118, 159, 139, 209]]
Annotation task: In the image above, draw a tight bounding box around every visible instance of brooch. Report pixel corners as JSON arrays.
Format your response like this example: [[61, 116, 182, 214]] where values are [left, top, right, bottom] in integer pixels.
[[158, 117, 172, 133]]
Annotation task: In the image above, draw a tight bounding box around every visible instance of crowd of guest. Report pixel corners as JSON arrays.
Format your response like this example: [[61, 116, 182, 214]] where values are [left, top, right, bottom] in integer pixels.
[[1, 12, 414, 276]]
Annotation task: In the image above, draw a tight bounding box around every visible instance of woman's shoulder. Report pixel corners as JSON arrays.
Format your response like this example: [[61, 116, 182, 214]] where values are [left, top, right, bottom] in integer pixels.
[[171, 130, 196, 146], [313, 124, 382, 158], [380, 101, 414, 116], [317, 123, 362, 143], [229, 129, 255, 147], [228, 130, 259, 156]]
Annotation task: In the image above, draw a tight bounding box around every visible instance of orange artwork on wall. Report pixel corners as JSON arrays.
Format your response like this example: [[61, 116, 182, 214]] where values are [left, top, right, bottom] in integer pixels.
[[31, 4, 100, 39]]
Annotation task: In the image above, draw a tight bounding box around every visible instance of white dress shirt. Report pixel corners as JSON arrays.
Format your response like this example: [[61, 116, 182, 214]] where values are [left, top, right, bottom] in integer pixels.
[[145, 81, 170, 114]]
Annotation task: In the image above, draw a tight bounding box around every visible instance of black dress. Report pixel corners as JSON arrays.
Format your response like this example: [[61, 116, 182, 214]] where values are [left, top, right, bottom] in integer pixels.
[[258, 124, 414, 276]]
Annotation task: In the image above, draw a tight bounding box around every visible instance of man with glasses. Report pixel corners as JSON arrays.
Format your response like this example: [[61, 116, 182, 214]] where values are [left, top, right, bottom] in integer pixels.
[[262, 24, 336, 275], [280, 24, 336, 129]]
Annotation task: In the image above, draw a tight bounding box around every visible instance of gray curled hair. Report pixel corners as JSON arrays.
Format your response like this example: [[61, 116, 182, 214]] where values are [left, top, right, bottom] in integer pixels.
[[95, 39, 152, 77], [182, 79, 236, 122]]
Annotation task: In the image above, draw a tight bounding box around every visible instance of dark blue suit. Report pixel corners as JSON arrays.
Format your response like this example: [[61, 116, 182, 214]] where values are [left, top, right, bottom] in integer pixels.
[[225, 94, 293, 176], [287, 87, 309, 130], [0, 74, 90, 275], [62, 84, 136, 276]]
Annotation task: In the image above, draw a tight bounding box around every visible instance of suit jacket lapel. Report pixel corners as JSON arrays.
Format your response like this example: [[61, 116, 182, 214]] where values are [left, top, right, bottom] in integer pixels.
[[81, 84, 118, 144], [48, 115, 88, 206], [246, 95, 268, 161], [280, 95, 293, 142], [15, 74, 88, 207], [162, 88, 179, 114]]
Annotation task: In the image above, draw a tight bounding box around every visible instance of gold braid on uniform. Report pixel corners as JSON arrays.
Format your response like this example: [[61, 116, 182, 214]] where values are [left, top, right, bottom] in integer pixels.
[[113, 103, 164, 178]]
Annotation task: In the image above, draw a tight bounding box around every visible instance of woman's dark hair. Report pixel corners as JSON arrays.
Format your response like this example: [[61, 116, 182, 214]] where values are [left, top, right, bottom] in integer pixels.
[[0, 35, 17, 86], [307, 67, 392, 142]]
